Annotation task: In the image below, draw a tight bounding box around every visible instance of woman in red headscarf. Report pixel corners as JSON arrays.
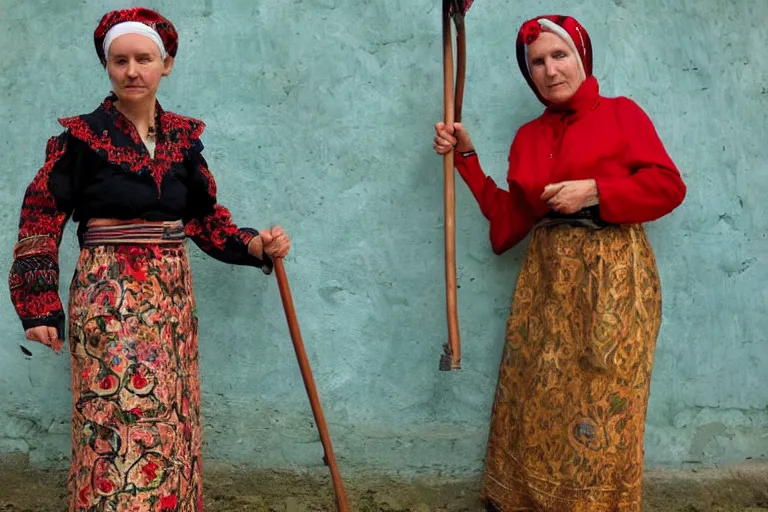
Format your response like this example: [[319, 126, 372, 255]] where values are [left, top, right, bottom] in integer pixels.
[[434, 15, 686, 512], [9, 8, 290, 511]]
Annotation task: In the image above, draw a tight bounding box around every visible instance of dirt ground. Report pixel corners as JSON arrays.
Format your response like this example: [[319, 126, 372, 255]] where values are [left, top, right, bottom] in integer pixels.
[[2, 459, 768, 511]]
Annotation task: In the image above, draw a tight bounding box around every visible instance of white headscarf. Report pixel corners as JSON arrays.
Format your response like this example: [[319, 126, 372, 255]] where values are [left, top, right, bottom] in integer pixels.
[[103, 21, 167, 60]]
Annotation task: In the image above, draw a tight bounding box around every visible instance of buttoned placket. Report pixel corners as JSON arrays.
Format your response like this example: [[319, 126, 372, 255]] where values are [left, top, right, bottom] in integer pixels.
[[549, 114, 570, 161]]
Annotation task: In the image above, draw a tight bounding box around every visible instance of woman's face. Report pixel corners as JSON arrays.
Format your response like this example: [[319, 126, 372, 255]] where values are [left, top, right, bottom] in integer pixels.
[[527, 31, 584, 105], [106, 33, 173, 105]]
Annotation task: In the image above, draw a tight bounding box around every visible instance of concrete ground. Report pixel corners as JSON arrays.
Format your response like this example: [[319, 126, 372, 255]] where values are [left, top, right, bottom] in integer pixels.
[[1, 456, 767, 511]]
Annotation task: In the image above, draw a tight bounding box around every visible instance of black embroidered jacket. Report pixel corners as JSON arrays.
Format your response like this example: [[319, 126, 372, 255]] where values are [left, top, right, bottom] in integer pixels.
[[9, 94, 271, 336]]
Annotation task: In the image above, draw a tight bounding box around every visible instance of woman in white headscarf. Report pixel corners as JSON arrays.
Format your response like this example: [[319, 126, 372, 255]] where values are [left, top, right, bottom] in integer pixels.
[[9, 8, 290, 510]]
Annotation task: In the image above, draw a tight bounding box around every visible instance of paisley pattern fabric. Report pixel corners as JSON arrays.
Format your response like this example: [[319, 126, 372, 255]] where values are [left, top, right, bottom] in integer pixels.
[[67, 242, 202, 512], [481, 223, 662, 512]]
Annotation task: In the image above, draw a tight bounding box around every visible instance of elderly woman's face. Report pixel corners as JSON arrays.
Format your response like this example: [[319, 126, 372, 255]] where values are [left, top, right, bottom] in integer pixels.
[[527, 31, 584, 105], [106, 33, 173, 105]]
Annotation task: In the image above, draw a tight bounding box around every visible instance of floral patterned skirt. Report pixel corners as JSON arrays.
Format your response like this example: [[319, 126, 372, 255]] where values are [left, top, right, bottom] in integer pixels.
[[67, 240, 202, 511], [481, 223, 662, 512]]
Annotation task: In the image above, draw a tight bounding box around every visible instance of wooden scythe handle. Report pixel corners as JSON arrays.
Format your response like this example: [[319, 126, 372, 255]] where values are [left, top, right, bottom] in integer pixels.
[[441, 0, 461, 371], [273, 259, 350, 511]]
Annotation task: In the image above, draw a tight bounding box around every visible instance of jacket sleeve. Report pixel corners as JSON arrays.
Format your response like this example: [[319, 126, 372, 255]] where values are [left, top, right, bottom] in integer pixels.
[[9, 133, 79, 344], [595, 97, 687, 224], [183, 145, 272, 274], [454, 138, 536, 255]]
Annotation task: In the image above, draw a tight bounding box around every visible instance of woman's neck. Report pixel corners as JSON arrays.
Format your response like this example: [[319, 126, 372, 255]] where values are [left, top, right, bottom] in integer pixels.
[[545, 75, 599, 115], [114, 97, 157, 140]]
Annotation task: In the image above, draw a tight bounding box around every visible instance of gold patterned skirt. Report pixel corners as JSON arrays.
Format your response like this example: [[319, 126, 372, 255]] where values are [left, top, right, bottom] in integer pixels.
[[66, 222, 203, 511], [481, 222, 662, 512]]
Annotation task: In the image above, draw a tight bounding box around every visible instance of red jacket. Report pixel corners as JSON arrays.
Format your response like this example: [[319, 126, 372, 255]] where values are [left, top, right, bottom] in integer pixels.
[[454, 76, 686, 254]]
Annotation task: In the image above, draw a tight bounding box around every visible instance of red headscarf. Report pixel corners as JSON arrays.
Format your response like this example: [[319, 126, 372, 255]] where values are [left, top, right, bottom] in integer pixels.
[[94, 8, 178, 67], [515, 15, 593, 105]]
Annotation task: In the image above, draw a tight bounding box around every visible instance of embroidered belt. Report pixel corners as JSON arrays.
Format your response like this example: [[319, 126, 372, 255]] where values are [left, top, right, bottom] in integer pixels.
[[82, 220, 186, 247]]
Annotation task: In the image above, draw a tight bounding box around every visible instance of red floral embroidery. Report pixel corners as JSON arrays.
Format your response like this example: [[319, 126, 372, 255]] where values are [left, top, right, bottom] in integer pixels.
[[94, 8, 178, 66], [10, 290, 62, 319], [122, 251, 148, 282], [125, 267, 147, 282], [99, 375, 118, 390], [160, 494, 178, 510], [16, 130, 70, 234], [96, 477, 115, 494], [519, 19, 542, 44], [184, 205, 240, 251], [128, 407, 143, 417], [8, 134, 69, 330], [61, 115, 147, 165], [132, 372, 149, 389], [78, 486, 90, 506], [141, 461, 159, 483], [10, 92, 264, 336], [192, 153, 217, 199], [58, 96, 205, 195]]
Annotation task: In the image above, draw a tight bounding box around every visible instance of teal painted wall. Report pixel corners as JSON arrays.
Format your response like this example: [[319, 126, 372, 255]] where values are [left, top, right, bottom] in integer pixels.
[[1, 0, 767, 475]]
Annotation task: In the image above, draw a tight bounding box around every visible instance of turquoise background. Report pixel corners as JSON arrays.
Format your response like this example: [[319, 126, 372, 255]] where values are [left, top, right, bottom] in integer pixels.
[[1, 0, 766, 475]]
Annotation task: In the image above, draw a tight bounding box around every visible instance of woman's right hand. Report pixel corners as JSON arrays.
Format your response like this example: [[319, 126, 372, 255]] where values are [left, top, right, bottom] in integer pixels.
[[25, 326, 63, 353], [433, 122, 474, 155]]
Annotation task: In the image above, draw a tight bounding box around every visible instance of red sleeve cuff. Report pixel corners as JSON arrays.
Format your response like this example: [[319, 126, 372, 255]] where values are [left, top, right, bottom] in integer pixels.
[[453, 151, 486, 202]]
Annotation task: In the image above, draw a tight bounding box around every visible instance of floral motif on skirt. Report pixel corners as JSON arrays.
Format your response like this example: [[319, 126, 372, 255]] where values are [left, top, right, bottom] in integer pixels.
[[67, 244, 202, 511]]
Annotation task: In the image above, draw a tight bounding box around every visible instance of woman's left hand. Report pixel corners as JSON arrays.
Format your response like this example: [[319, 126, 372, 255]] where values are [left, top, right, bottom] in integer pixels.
[[541, 179, 598, 214], [248, 226, 291, 259]]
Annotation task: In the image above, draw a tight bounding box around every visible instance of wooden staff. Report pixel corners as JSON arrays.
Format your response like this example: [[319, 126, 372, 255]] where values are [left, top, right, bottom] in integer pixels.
[[439, 0, 468, 371], [273, 258, 349, 511]]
